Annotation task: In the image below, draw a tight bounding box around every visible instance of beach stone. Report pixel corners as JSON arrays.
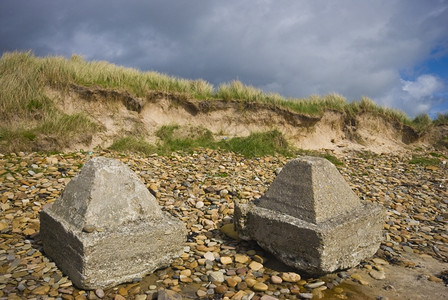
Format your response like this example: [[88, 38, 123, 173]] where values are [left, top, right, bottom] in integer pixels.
[[253, 282, 268, 292], [209, 271, 225, 283], [95, 289, 105, 298], [369, 270, 386, 280], [260, 296, 278, 300], [271, 275, 283, 284], [234, 254, 250, 264], [281, 272, 301, 282], [220, 256, 232, 265], [40, 157, 187, 289], [157, 289, 182, 300], [235, 156, 384, 274], [196, 289, 207, 297], [220, 223, 240, 240], [249, 261, 263, 271]]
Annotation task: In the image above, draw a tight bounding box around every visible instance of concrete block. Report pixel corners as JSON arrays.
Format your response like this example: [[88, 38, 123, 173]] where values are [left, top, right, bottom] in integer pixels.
[[235, 156, 384, 274], [40, 157, 187, 289]]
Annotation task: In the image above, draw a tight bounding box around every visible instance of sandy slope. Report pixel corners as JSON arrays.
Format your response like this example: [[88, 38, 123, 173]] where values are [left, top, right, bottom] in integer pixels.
[[45, 85, 444, 154]]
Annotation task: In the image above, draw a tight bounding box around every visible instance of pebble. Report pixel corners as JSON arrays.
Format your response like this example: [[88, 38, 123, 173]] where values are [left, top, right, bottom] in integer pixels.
[[260, 296, 278, 300], [253, 282, 269, 292], [82, 225, 96, 233], [305, 281, 325, 288], [215, 285, 228, 294], [249, 261, 263, 271], [271, 275, 283, 284], [95, 289, 105, 298], [220, 256, 232, 264], [204, 251, 215, 261], [235, 253, 250, 263], [369, 270, 386, 280], [209, 271, 225, 283], [196, 289, 207, 297], [281, 272, 301, 282]]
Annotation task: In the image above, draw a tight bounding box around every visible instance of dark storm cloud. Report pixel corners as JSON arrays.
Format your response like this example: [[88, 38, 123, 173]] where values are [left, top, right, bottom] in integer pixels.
[[1, 0, 448, 116]]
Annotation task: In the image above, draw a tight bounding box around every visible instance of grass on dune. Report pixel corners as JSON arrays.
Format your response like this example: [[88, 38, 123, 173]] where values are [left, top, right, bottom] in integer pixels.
[[0, 51, 444, 154], [2, 51, 420, 124]]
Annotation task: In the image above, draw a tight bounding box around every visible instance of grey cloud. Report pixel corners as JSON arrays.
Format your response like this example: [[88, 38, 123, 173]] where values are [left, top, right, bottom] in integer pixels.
[[1, 0, 447, 116]]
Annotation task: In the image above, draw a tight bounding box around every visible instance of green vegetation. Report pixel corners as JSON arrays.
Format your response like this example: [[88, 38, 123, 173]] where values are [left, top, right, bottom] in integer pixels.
[[109, 126, 293, 158], [434, 113, 448, 125], [323, 154, 344, 166], [0, 51, 99, 152], [218, 129, 293, 158], [109, 136, 156, 155], [412, 113, 432, 132], [155, 125, 216, 155], [409, 155, 440, 166]]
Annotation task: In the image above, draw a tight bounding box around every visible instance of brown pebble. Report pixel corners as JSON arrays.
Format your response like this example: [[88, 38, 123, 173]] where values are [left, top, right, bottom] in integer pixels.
[[237, 282, 248, 290], [249, 261, 263, 271], [253, 282, 268, 292], [226, 277, 238, 287], [215, 285, 228, 294], [31, 285, 50, 295]]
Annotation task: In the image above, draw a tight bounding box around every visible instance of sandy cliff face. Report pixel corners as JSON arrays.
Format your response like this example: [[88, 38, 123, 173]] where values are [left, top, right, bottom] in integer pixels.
[[47, 85, 442, 153]]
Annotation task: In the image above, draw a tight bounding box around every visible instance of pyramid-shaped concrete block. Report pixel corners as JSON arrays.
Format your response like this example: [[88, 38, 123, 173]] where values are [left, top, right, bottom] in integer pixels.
[[235, 156, 384, 275], [40, 157, 187, 289]]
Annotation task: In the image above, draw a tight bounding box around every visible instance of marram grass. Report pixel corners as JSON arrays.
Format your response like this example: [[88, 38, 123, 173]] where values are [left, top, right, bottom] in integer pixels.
[[0, 51, 439, 153]]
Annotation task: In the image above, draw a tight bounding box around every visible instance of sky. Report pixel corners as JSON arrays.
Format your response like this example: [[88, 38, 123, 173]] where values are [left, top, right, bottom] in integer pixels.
[[1, 1, 448, 118]]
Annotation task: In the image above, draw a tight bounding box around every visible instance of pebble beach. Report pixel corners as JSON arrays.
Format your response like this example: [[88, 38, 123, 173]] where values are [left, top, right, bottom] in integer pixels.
[[1, 149, 447, 299]]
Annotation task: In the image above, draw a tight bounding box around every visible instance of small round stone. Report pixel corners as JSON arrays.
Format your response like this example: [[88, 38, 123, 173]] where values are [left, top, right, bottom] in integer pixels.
[[215, 285, 228, 294], [253, 282, 269, 292], [220, 256, 232, 265], [271, 275, 283, 284], [369, 270, 386, 280], [234, 254, 250, 264], [209, 271, 225, 283], [226, 277, 238, 287], [245, 278, 258, 288], [197, 289, 207, 297], [281, 272, 301, 282], [204, 251, 215, 261], [95, 289, 105, 298], [249, 261, 263, 271], [82, 225, 96, 233]]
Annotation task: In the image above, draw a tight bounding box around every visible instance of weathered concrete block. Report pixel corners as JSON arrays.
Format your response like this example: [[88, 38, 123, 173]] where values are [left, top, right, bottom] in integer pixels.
[[235, 156, 384, 275], [40, 157, 187, 289]]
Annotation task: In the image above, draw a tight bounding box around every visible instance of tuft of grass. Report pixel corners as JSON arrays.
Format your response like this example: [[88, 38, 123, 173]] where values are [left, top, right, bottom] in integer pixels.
[[155, 125, 216, 155], [109, 136, 156, 155], [429, 152, 447, 158], [0, 113, 97, 152], [323, 154, 344, 166], [411, 114, 432, 132], [434, 113, 448, 125], [409, 155, 440, 166], [219, 129, 293, 158]]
